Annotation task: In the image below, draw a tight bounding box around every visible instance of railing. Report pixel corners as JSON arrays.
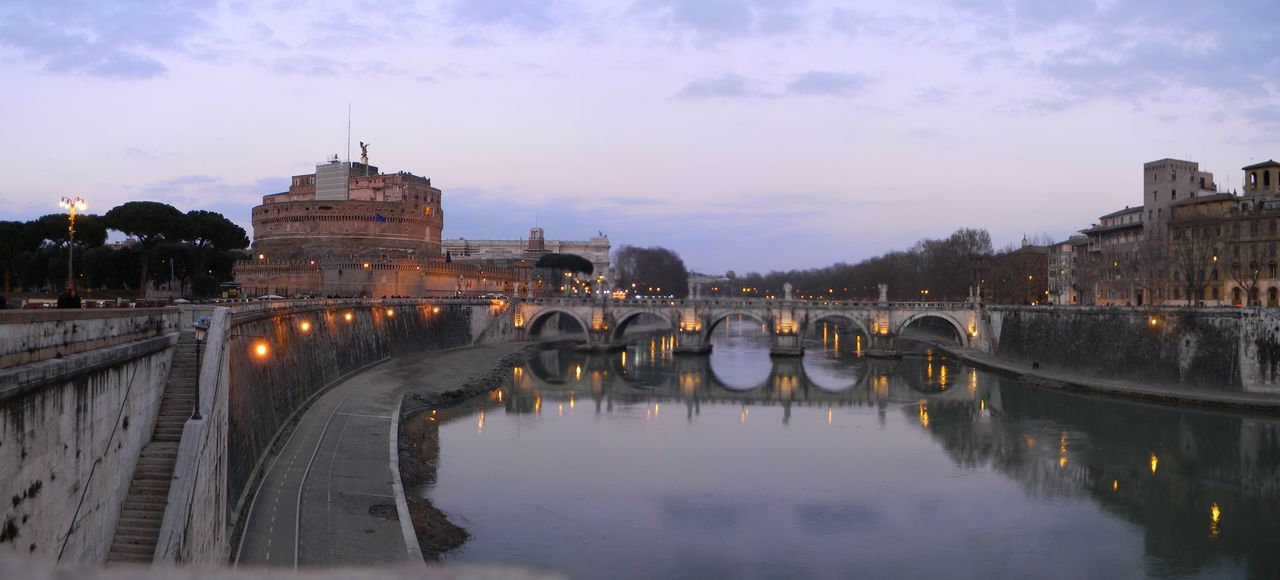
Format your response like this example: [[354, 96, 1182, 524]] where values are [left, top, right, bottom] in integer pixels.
[[225, 297, 496, 322], [513, 297, 977, 310]]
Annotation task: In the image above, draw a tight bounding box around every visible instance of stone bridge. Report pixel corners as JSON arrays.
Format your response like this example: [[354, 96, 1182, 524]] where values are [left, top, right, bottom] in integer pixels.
[[513, 294, 985, 357]]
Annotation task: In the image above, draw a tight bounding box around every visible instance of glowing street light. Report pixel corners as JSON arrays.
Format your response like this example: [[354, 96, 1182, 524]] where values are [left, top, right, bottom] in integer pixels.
[[58, 196, 87, 288]]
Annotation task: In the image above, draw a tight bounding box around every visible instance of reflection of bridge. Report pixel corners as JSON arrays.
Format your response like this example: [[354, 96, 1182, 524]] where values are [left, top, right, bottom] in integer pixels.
[[504, 347, 991, 420], [513, 294, 984, 357]]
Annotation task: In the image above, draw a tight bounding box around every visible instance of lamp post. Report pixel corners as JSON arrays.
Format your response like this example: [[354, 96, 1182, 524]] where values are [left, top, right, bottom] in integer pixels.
[[192, 317, 209, 420], [58, 196, 87, 289]]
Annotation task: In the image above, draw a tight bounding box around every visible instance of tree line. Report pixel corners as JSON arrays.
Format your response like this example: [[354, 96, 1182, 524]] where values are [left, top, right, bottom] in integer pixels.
[[603, 230, 1050, 303], [728, 229, 996, 301], [0, 201, 249, 299]]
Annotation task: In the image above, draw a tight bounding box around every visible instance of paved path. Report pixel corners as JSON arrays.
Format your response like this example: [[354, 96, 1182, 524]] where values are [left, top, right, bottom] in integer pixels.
[[236, 343, 528, 568], [947, 347, 1280, 412]]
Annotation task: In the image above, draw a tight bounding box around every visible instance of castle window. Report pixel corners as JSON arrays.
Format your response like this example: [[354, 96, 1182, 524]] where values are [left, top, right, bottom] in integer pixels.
[[1171, 190, 1176, 200], [1267, 171, 1272, 187], [1200, 177, 1205, 188], [1251, 172, 1258, 186]]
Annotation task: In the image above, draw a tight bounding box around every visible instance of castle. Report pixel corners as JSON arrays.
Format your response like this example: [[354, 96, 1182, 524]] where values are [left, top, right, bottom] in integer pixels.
[[234, 155, 528, 297]]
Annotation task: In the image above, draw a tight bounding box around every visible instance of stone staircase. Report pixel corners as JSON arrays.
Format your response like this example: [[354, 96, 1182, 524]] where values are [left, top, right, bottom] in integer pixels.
[[106, 330, 199, 564]]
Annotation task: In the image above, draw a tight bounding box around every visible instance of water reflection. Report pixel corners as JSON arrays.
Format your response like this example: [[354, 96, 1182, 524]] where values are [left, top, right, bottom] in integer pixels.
[[415, 326, 1280, 579]]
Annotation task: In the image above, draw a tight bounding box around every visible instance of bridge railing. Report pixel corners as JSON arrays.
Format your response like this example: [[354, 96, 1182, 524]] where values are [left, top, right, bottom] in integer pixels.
[[513, 297, 977, 310], [225, 297, 497, 322]]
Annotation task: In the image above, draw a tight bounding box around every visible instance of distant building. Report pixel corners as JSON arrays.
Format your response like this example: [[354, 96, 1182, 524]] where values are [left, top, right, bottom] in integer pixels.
[[235, 155, 528, 297], [443, 226, 611, 282], [1142, 158, 1217, 242], [1047, 235, 1087, 305], [1081, 206, 1145, 305], [980, 236, 1049, 305], [1167, 160, 1280, 306]]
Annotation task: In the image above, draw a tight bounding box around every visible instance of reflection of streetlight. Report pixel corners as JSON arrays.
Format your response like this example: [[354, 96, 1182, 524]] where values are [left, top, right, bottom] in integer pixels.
[[58, 196, 87, 288]]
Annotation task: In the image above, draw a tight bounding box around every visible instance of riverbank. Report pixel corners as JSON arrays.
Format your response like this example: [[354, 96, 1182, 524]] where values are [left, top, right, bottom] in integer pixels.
[[395, 344, 540, 560], [941, 346, 1280, 413]]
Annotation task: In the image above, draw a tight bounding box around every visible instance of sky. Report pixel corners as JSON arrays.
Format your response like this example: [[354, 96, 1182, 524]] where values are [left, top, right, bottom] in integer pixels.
[[0, 0, 1277, 274]]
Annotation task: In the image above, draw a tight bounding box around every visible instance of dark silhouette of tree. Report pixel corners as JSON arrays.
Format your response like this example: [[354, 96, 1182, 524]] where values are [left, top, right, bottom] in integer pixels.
[[1171, 223, 1219, 304], [0, 221, 36, 299], [614, 245, 689, 298], [535, 253, 594, 274], [185, 210, 248, 251], [731, 228, 993, 302], [28, 213, 108, 249], [104, 202, 187, 297]]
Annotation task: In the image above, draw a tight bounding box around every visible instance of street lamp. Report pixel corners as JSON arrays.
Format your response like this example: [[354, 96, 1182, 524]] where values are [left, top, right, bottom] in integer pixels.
[[192, 317, 210, 420], [58, 196, 87, 289]]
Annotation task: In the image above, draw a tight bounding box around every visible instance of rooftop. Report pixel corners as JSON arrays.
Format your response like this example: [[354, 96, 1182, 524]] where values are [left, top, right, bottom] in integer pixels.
[[1097, 206, 1143, 220], [1242, 159, 1280, 171]]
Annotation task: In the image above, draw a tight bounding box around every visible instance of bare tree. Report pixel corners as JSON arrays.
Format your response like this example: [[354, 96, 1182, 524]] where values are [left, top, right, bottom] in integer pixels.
[[1132, 238, 1167, 305], [1170, 223, 1219, 305], [1229, 242, 1263, 306]]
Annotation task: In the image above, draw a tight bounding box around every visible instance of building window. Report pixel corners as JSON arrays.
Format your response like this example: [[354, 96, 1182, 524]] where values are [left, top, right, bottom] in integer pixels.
[[1267, 171, 1273, 188]]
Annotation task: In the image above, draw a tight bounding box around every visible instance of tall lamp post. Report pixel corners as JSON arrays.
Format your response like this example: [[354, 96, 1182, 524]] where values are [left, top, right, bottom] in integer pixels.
[[58, 196, 87, 288]]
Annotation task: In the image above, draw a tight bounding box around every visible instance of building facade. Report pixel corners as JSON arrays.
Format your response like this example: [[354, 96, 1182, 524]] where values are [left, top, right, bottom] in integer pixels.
[[235, 155, 528, 297], [1047, 235, 1087, 305], [1081, 206, 1145, 305], [442, 226, 612, 282]]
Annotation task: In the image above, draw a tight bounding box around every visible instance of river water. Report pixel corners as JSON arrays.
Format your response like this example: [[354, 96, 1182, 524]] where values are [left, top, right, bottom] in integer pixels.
[[419, 322, 1280, 578]]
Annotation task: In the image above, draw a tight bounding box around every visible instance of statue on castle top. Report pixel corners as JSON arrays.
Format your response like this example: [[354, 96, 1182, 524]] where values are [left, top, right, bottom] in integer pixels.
[[359, 141, 370, 165]]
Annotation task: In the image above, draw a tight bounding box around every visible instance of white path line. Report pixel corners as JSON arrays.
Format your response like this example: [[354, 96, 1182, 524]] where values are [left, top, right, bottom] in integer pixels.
[[234, 398, 312, 568], [390, 394, 425, 563], [294, 380, 365, 569], [337, 412, 392, 419]]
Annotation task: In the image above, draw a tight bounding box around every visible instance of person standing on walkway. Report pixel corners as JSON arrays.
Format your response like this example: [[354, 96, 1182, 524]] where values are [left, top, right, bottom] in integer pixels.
[[57, 284, 81, 308]]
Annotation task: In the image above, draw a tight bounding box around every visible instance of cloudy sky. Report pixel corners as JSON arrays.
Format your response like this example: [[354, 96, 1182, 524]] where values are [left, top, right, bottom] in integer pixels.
[[0, 0, 1276, 273]]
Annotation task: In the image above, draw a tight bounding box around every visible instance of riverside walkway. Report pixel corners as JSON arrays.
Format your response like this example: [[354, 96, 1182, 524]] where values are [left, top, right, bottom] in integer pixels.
[[235, 343, 528, 568]]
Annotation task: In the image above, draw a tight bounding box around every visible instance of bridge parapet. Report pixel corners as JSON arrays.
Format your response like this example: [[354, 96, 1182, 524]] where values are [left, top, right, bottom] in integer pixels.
[[512, 297, 987, 356]]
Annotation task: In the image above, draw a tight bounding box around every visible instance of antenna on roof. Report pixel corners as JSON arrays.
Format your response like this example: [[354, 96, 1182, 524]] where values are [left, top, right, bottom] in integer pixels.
[[346, 102, 352, 165]]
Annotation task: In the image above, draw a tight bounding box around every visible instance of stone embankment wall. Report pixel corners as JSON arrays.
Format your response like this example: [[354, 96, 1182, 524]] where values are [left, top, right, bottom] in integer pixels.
[[226, 299, 511, 520], [985, 306, 1245, 389], [0, 309, 179, 563]]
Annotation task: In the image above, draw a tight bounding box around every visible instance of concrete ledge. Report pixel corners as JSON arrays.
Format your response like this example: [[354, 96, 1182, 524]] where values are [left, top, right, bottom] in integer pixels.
[[0, 334, 178, 400], [0, 308, 178, 370], [942, 346, 1280, 413]]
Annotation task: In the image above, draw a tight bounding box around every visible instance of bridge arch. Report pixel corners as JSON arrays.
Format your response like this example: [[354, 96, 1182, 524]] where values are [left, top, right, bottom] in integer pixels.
[[807, 312, 871, 340], [526, 308, 591, 341], [895, 311, 969, 347], [610, 309, 678, 342], [702, 311, 772, 343]]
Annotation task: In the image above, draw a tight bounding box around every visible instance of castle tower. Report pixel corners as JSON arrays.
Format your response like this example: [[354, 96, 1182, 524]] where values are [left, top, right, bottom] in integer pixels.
[[528, 226, 545, 253], [1142, 158, 1217, 240]]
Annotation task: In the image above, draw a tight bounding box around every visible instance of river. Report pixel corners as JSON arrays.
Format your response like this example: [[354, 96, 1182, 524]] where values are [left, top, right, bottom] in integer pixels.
[[416, 321, 1280, 578]]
